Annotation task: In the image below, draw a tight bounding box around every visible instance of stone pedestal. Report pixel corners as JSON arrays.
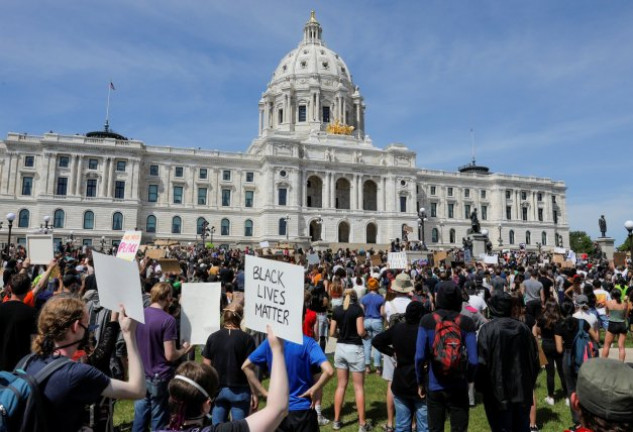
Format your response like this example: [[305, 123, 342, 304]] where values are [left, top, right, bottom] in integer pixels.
[[470, 233, 488, 259], [595, 237, 615, 260]]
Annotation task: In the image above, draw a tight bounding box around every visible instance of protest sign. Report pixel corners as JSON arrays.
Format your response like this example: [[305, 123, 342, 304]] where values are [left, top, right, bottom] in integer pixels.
[[388, 252, 407, 269], [307, 253, 320, 266], [552, 254, 565, 264], [116, 231, 142, 261], [483, 254, 498, 265], [180, 283, 221, 345], [613, 252, 626, 267], [554, 247, 567, 255], [244, 255, 303, 344], [92, 252, 145, 323], [562, 260, 575, 269], [26, 235, 54, 265], [157, 259, 182, 274], [370, 254, 382, 266], [146, 248, 166, 260], [260, 241, 270, 248]]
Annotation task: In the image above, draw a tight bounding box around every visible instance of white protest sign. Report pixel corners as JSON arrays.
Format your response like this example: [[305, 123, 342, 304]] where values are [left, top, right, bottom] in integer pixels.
[[554, 247, 567, 255], [307, 253, 320, 266], [116, 231, 143, 261], [244, 255, 303, 345], [180, 283, 221, 345], [92, 252, 145, 324], [260, 241, 270, 248], [26, 235, 54, 265], [483, 254, 498, 265], [388, 252, 407, 269]]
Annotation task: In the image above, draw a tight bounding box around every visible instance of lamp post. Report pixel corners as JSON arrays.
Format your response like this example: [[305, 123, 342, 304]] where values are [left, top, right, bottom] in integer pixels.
[[100, 236, 107, 252], [625, 220, 633, 264], [417, 207, 428, 251], [315, 215, 323, 241], [6, 212, 16, 256], [284, 214, 291, 241], [497, 223, 503, 247], [200, 219, 209, 246], [209, 226, 216, 244]]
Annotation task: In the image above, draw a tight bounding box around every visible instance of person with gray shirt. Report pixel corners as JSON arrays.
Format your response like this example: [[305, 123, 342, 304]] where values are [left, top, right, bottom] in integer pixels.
[[523, 269, 545, 320]]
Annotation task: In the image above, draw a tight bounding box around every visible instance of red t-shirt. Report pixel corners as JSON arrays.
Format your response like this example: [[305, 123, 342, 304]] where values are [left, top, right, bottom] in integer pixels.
[[303, 308, 317, 338]]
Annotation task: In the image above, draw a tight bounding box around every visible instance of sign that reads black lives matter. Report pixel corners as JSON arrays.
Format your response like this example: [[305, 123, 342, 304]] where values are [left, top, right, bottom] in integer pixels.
[[244, 255, 304, 344]]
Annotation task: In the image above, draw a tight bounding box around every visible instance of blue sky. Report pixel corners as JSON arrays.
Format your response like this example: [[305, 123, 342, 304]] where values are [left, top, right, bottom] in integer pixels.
[[2, 1, 632, 246]]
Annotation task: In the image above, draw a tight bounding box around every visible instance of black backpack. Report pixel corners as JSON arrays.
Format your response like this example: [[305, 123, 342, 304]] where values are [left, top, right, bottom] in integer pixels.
[[0, 354, 69, 432]]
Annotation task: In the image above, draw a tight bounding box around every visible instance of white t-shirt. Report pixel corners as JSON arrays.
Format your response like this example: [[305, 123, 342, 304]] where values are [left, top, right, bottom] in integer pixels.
[[385, 296, 411, 321], [573, 310, 598, 331], [593, 289, 611, 315], [468, 294, 487, 313]]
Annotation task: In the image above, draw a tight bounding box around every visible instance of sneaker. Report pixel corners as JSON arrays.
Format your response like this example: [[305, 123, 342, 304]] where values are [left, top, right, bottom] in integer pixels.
[[317, 415, 330, 426], [565, 398, 570, 407], [529, 426, 539, 432], [359, 423, 373, 432], [382, 425, 394, 432], [544, 396, 555, 406], [332, 421, 342, 430]]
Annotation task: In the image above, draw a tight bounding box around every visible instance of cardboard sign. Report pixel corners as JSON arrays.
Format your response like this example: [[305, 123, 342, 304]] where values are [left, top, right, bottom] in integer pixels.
[[433, 251, 448, 263], [613, 252, 627, 267], [370, 254, 382, 266], [307, 253, 320, 266], [244, 255, 303, 344], [92, 252, 145, 324], [146, 248, 166, 260], [180, 283, 221, 345], [552, 254, 565, 264], [157, 259, 182, 274], [388, 252, 407, 269], [562, 260, 575, 269], [116, 231, 142, 261], [26, 235, 54, 265]]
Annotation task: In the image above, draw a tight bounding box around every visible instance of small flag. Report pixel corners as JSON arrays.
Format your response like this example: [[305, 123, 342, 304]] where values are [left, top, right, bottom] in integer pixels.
[[110, 82, 116, 91]]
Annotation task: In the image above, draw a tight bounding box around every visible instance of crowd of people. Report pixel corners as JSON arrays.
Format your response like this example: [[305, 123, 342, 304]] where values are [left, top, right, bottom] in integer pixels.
[[1, 240, 632, 432]]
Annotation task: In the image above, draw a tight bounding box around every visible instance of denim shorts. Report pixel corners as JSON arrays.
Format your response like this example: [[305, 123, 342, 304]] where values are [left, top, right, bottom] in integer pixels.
[[334, 343, 364, 372]]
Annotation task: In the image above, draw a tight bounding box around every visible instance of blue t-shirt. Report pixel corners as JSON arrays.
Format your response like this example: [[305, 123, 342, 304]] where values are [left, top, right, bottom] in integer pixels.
[[361, 292, 385, 319], [248, 336, 326, 411]]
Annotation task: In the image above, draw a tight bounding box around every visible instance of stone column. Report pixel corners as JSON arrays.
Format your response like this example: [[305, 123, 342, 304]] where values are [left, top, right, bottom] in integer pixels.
[[46, 154, 55, 195], [75, 156, 83, 196]]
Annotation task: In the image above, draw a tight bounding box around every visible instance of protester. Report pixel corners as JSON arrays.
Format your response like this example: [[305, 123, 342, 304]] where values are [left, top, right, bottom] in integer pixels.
[[533, 299, 567, 406], [360, 277, 385, 375], [601, 289, 630, 361]]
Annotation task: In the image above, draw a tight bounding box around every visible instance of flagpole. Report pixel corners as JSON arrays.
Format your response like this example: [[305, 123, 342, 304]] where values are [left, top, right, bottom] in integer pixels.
[[105, 81, 112, 132]]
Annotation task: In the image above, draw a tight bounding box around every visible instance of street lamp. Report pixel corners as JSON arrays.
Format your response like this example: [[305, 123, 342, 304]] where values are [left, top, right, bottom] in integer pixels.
[[41, 215, 52, 234], [624, 220, 633, 264], [284, 214, 291, 241], [199, 219, 210, 245], [6, 212, 16, 256], [417, 207, 428, 251], [315, 215, 323, 241], [209, 226, 216, 244], [100, 236, 107, 252], [497, 223, 503, 247]]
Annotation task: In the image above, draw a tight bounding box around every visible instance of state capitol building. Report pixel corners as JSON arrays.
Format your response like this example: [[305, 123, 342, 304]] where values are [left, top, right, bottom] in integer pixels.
[[0, 12, 568, 251]]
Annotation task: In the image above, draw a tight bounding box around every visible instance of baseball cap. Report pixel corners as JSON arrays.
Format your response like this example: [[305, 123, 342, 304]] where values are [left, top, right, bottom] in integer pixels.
[[575, 294, 589, 308], [576, 358, 633, 422]]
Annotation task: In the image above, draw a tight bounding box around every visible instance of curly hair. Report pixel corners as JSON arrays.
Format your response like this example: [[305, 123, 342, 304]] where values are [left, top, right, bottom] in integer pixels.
[[168, 361, 219, 429], [579, 403, 633, 432], [32, 296, 85, 356]]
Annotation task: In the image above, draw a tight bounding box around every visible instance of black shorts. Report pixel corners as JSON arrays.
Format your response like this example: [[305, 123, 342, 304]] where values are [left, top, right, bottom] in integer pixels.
[[277, 409, 318, 432], [608, 321, 627, 335]]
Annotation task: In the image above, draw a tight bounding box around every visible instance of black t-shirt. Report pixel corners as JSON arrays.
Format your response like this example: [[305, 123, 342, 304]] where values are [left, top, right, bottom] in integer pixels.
[[536, 317, 559, 340], [0, 300, 37, 370], [332, 303, 364, 345], [555, 318, 590, 350], [157, 419, 249, 432], [202, 329, 255, 388], [539, 277, 553, 300]]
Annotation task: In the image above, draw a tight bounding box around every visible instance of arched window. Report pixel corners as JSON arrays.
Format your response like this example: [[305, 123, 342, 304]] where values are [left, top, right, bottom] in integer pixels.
[[541, 231, 547, 246], [278, 218, 287, 236], [83, 211, 94, 230], [172, 216, 182, 234], [112, 212, 123, 230], [509, 230, 515, 245], [431, 228, 439, 243], [18, 209, 29, 228], [449, 229, 456, 244], [338, 221, 350, 243], [146, 215, 156, 233], [197, 217, 206, 235], [53, 209, 65, 228], [244, 220, 253, 237], [221, 218, 230, 236], [526, 230, 531, 245]]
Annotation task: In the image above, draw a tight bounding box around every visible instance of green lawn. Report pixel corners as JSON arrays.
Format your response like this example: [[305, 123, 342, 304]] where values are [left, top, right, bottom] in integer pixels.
[[114, 359, 574, 432]]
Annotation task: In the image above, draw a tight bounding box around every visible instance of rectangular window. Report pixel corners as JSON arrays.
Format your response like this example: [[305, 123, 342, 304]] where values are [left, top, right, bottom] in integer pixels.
[[521, 191, 527, 201], [21, 177, 33, 196], [88, 159, 98, 169], [278, 109, 283, 124], [86, 179, 97, 197], [447, 187, 453, 197], [400, 196, 407, 213], [522, 206, 528, 221], [198, 187, 207, 205], [430, 186, 436, 195], [553, 210, 558, 224], [552, 195, 557, 203], [448, 203, 454, 219], [278, 188, 287, 206], [116, 161, 126, 172], [199, 168, 207, 179], [464, 188, 470, 198], [537, 192, 543, 202], [222, 189, 231, 206], [173, 186, 183, 204], [222, 170, 231, 181], [430, 202, 437, 217], [82, 239, 93, 247], [506, 206, 512, 220], [246, 172, 254, 182], [56, 177, 68, 196], [24, 156, 34, 167], [175, 166, 183, 177], [148, 185, 158, 202], [481, 190, 486, 199], [506, 190, 512, 200], [538, 208, 544, 222], [59, 156, 69, 168], [322, 106, 330, 123], [481, 206, 488, 220], [114, 181, 125, 199], [298, 105, 307, 122], [245, 191, 254, 208], [150, 165, 159, 176], [464, 204, 471, 219]]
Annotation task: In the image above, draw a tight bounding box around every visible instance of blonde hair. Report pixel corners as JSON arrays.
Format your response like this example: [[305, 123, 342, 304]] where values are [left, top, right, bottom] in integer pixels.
[[32, 296, 85, 356], [151, 282, 173, 304], [343, 288, 357, 310]]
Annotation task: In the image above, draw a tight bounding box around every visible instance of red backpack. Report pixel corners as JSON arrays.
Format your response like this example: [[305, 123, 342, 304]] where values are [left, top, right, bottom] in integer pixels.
[[431, 312, 468, 377]]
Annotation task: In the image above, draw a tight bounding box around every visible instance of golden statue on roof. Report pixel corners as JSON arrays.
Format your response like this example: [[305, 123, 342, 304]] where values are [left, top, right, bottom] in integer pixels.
[[326, 119, 355, 135]]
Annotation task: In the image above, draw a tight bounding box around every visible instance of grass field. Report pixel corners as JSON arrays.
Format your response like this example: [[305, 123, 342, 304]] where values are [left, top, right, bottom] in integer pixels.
[[114, 356, 575, 432]]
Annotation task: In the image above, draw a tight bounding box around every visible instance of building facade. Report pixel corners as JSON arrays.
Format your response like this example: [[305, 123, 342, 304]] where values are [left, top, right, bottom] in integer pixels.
[[0, 12, 568, 251]]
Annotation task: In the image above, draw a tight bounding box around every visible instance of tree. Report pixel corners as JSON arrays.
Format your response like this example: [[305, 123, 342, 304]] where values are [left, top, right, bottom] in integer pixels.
[[569, 231, 593, 253], [617, 236, 632, 252]]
